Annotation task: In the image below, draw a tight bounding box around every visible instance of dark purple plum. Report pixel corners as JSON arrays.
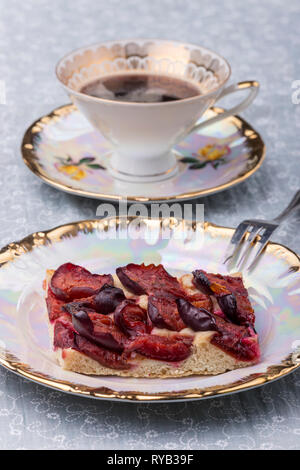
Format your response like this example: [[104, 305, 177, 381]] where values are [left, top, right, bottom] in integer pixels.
[[63, 301, 94, 315], [116, 267, 146, 295], [74, 335, 130, 370], [72, 310, 124, 353], [147, 296, 170, 329], [176, 298, 217, 332], [147, 295, 185, 331], [94, 284, 126, 314], [72, 310, 93, 334], [114, 300, 148, 337], [217, 294, 237, 322], [192, 270, 213, 295]]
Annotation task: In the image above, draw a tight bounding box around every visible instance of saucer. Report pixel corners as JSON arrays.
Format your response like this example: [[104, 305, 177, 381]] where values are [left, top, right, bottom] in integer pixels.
[[22, 104, 265, 202]]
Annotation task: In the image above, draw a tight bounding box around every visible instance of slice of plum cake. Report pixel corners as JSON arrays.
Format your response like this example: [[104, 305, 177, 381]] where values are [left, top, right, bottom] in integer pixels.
[[44, 262, 260, 377]]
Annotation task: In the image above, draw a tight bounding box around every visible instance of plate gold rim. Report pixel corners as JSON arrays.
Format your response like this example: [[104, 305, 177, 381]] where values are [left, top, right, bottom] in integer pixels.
[[0, 217, 299, 402], [21, 104, 266, 203]]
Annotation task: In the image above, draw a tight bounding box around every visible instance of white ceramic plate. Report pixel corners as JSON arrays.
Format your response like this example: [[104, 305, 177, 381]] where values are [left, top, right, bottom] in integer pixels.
[[0, 217, 299, 402]]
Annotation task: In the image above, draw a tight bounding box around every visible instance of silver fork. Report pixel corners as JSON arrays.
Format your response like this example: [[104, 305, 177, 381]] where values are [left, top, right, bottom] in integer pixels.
[[224, 189, 300, 271]]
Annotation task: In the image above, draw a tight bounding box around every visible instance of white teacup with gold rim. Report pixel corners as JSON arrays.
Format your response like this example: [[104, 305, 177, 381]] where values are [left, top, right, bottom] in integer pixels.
[[56, 39, 259, 183]]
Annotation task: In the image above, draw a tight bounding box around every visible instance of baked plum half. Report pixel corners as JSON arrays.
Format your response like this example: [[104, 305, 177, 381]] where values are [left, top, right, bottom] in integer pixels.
[[74, 335, 131, 370], [148, 295, 185, 331], [129, 334, 193, 362], [114, 300, 149, 337], [50, 263, 113, 301], [176, 298, 217, 332], [213, 316, 260, 362], [116, 263, 185, 297], [72, 310, 126, 354], [192, 269, 255, 327], [46, 287, 67, 322]]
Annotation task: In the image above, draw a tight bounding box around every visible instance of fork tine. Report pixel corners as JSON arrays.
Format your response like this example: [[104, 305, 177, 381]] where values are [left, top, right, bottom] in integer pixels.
[[231, 221, 252, 244], [236, 225, 263, 269], [223, 221, 251, 264], [247, 226, 277, 271]]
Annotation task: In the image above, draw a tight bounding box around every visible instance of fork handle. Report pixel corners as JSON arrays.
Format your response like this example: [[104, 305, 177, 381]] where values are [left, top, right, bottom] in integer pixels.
[[273, 190, 300, 224]]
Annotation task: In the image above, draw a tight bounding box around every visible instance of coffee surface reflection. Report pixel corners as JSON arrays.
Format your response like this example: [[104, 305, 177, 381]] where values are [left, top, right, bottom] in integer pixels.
[[80, 73, 201, 103]]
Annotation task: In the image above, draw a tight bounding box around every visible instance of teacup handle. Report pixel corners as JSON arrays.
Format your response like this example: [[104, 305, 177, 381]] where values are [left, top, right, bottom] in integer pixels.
[[191, 80, 260, 133]]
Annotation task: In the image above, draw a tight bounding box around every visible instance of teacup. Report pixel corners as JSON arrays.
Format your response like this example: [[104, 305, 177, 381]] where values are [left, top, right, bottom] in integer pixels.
[[56, 39, 259, 183]]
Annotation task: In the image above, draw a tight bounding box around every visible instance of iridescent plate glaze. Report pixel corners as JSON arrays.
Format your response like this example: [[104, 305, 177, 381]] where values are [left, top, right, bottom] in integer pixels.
[[22, 105, 265, 202], [0, 217, 299, 402]]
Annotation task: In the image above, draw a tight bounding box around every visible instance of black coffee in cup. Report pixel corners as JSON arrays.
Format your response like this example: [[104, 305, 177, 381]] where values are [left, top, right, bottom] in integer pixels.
[[80, 73, 201, 103]]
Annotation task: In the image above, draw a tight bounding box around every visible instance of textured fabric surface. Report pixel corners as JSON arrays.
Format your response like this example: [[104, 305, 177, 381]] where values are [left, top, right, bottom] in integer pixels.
[[0, 0, 300, 450]]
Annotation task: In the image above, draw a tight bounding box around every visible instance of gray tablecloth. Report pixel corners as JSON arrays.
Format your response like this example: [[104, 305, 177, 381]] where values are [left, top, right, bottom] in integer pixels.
[[0, 0, 300, 450]]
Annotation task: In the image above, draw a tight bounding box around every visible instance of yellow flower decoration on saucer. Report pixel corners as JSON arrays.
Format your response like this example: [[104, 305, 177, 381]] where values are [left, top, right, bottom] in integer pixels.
[[58, 165, 86, 181], [198, 144, 229, 161], [180, 143, 230, 170], [55, 156, 105, 181]]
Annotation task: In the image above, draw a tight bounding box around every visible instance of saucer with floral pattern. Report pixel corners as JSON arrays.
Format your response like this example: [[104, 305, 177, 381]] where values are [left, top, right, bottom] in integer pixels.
[[22, 104, 265, 202]]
